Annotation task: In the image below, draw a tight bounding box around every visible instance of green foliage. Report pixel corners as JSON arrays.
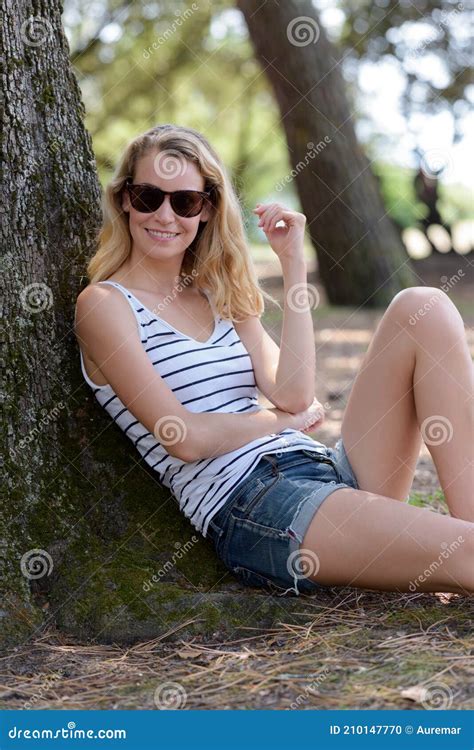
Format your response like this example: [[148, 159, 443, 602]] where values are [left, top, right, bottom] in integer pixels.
[[337, 0, 470, 124], [62, 1, 467, 238], [373, 161, 469, 229]]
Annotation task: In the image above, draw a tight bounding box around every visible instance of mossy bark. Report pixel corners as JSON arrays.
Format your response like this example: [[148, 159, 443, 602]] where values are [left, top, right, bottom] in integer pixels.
[[1, 0, 96, 647], [237, 0, 417, 306], [0, 1, 245, 651]]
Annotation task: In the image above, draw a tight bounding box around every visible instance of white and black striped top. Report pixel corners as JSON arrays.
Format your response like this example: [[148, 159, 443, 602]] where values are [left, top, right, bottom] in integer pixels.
[[78, 280, 327, 538]]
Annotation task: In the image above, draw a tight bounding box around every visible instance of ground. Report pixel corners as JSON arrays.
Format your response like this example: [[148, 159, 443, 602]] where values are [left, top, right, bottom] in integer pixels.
[[1, 250, 472, 710]]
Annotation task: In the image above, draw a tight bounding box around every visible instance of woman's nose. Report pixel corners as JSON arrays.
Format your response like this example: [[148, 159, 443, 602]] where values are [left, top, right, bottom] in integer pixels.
[[154, 194, 176, 222]]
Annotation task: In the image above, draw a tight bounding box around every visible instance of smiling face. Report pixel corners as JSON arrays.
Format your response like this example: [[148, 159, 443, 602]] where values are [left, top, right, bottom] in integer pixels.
[[121, 149, 212, 261]]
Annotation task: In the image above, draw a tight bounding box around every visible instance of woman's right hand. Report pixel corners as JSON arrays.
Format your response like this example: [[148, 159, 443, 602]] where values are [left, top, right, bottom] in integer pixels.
[[289, 397, 326, 434]]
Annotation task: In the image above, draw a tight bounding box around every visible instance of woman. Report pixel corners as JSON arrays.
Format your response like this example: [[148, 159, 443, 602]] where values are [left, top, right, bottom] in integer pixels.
[[75, 124, 473, 598]]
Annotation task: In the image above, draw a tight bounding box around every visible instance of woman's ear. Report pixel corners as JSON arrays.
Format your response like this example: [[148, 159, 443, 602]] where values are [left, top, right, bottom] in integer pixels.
[[200, 200, 213, 223], [121, 188, 130, 213]]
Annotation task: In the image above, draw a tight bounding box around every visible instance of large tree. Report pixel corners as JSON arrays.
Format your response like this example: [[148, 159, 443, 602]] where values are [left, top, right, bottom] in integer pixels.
[[1, 0, 300, 651], [237, 0, 417, 306]]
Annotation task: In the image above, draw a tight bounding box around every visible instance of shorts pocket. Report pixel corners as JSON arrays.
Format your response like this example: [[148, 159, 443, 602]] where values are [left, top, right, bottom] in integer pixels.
[[233, 473, 280, 516], [301, 448, 331, 463], [274, 451, 321, 471], [300, 449, 342, 483]]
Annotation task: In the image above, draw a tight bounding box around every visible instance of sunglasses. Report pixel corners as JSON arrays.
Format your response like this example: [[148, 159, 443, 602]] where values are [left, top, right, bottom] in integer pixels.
[[124, 179, 213, 217]]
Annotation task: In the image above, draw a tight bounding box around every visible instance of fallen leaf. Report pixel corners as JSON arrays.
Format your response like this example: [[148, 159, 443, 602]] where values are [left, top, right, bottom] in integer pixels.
[[400, 685, 429, 703], [177, 649, 201, 659]]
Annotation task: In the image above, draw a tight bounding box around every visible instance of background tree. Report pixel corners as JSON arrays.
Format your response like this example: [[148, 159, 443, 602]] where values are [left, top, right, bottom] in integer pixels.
[[63, 1, 471, 271], [236, 0, 417, 306]]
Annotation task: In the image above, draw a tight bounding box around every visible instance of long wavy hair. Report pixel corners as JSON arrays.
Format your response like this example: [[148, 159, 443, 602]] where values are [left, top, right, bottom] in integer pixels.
[[86, 124, 280, 321]]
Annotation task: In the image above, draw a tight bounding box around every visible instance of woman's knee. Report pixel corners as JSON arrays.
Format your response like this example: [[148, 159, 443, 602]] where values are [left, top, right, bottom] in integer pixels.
[[388, 286, 463, 332]]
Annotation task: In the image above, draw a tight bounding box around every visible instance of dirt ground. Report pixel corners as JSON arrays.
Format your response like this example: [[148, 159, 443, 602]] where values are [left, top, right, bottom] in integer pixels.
[[1, 251, 473, 711]]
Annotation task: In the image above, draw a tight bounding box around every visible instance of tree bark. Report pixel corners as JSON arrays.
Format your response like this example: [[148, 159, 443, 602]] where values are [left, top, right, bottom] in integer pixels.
[[1, 0, 102, 646], [236, 0, 417, 306], [0, 0, 237, 650]]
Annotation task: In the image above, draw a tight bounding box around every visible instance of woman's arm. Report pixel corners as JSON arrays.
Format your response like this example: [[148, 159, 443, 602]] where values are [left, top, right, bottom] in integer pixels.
[[233, 258, 316, 413], [253, 203, 316, 410], [186, 398, 324, 461], [275, 256, 316, 409], [186, 407, 293, 461]]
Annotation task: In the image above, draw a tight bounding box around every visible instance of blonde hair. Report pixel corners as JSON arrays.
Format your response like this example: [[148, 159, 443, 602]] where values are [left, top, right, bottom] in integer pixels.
[[87, 124, 280, 321]]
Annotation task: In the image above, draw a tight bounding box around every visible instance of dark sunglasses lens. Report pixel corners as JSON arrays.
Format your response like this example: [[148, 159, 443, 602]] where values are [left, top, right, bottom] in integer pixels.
[[129, 186, 164, 213], [171, 192, 204, 217]]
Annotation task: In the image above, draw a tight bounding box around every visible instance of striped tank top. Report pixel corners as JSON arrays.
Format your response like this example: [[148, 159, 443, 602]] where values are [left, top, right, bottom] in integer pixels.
[[78, 280, 327, 538]]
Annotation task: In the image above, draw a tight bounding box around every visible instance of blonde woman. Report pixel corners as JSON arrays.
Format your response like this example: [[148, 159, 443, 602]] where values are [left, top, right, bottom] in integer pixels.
[[75, 124, 473, 597]]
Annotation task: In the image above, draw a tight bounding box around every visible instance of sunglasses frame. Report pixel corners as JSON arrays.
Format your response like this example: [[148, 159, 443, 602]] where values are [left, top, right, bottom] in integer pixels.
[[124, 178, 214, 217]]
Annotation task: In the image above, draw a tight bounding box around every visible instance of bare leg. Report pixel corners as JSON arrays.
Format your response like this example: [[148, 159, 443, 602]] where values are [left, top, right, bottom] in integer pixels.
[[300, 487, 473, 594], [340, 287, 474, 520]]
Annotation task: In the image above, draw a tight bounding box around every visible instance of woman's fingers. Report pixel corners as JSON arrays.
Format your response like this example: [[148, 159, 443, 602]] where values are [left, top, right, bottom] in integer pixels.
[[261, 207, 283, 233], [255, 206, 306, 236], [255, 203, 280, 229]]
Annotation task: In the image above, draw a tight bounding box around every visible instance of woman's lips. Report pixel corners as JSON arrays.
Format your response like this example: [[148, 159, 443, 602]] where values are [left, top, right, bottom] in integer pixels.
[[145, 228, 180, 241]]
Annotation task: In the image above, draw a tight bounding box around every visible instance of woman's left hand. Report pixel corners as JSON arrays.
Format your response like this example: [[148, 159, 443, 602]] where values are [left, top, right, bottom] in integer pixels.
[[252, 202, 306, 264]]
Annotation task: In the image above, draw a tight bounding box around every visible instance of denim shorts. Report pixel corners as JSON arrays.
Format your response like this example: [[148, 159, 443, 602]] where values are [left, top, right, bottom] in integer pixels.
[[207, 438, 359, 596]]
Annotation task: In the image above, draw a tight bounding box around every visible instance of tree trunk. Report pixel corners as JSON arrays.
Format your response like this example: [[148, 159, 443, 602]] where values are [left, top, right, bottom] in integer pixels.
[[2, 1, 278, 651], [237, 0, 417, 307]]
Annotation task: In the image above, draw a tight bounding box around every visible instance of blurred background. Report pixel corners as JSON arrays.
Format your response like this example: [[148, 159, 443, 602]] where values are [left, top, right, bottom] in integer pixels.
[[62, 0, 473, 265], [59, 0, 473, 452]]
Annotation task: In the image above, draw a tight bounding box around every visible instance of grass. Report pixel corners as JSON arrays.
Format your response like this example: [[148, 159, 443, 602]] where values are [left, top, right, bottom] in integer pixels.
[[408, 489, 447, 510]]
